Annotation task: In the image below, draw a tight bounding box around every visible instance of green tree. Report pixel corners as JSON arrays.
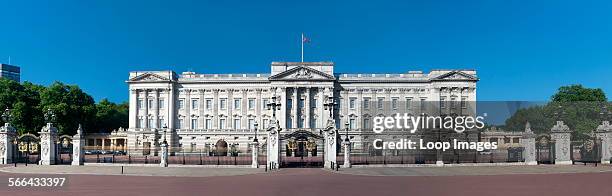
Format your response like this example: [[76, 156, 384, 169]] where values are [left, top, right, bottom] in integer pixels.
[[93, 99, 129, 132], [40, 82, 97, 135], [505, 85, 608, 139]]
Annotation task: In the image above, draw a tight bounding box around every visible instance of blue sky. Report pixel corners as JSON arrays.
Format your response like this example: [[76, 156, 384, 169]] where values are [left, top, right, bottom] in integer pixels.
[[1, 0, 612, 103]]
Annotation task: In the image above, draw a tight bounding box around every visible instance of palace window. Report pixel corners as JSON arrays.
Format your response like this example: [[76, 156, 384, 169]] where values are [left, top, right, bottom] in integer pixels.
[[206, 99, 212, 110], [178, 119, 184, 129], [349, 119, 356, 129], [248, 99, 255, 110], [310, 117, 317, 128], [158, 118, 165, 128], [263, 99, 270, 110], [205, 119, 212, 129], [513, 138, 520, 143], [178, 99, 185, 109], [440, 97, 446, 109], [287, 117, 292, 128], [191, 99, 199, 110], [138, 99, 144, 109], [312, 98, 317, 108], [248, 119, 255, 129], [191, 118, 198, 129], [406, 98, 412, 111], [392, 97, 398, 110], [299, 99, 304, 109], [159, 99, 164, 109], [490, 138, 498, 143], [219, 119, 226, 129], [377, 98, 384, 110], [461, 96, 468, 109], [420, 98, 427, 111], [363, 98, 370, 109], [450, 97, 457, 109], [363, 118, 370, 129], [504, 138, 511, 144], [234, 119, 241, 129], [234, 99, 241, 109], [287, 99, 293, 109], [138, 118, 144, 128], [148, 118, 154, 128], [220, 99, 227, 110], [349, 98, 356, 109], [148, 99, 154, 109]]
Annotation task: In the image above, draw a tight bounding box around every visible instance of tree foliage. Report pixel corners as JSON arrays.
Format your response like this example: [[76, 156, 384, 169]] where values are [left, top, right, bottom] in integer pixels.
[[505, 84, 608, 139], [0, 78, 127, 135]]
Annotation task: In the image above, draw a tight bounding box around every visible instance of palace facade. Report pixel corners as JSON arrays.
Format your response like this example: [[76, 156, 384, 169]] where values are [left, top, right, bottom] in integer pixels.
[[126, 62, 478, 155]]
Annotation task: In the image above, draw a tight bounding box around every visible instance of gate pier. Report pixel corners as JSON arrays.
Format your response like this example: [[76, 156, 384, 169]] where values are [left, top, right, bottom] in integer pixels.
[[521, 122, 537, 165], [551, 121, 572, 165], [0, 122, 16, 164], [595, 121, 612, 164]]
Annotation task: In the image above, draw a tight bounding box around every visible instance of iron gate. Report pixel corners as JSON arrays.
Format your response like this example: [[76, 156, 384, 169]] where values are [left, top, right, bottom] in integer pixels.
[[16, 134, 40, 164], [536, 135, 555, 164], [279, 130, 325, 168], [57, 135, 73, 164], [571, 134, 601, 164]]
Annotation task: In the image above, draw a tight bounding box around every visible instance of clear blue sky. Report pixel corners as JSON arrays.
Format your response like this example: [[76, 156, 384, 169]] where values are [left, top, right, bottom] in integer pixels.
[[1, 0, 612, 103]]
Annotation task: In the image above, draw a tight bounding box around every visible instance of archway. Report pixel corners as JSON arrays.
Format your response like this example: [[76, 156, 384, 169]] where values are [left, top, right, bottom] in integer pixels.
[[279, 130, 325, 168]]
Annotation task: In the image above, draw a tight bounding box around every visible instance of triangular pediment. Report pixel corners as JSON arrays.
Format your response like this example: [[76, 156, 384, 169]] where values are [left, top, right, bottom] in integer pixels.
[[129, 73, 169, 82], [433, 71, 478, 81], [269, 66, 335, 81]]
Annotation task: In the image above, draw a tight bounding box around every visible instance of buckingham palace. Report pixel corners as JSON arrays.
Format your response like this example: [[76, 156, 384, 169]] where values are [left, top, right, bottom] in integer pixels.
[[125, 62, 478, 157]]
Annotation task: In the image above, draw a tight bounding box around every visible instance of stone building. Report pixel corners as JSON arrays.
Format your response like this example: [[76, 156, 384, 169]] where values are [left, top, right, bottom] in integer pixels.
[[126, 62, 478, 156]]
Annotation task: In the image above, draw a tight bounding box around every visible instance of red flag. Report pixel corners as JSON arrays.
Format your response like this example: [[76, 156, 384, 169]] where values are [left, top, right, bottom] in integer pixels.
[[302, 35, 310, 43]]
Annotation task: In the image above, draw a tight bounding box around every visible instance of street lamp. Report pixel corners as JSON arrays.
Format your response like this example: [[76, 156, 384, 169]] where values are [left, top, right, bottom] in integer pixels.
[[2, 108, 10, 123], [253, 122, 259, 143], [344, 122, 350, 142], [324, 96, 337, 119], [162, 124, 168, 144], [267, 96, 281, 119], [44, 108, 56, 123]]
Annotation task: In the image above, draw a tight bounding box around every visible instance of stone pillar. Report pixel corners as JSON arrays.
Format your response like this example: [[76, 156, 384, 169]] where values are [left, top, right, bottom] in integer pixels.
[[521, 122, 537, 165], [324, 120, 337, 169], [305, 88, 311, 129], [342, 140, 351, 168], [292, 87, 298, 129], [251, 141, 259, 168], [266, 121, 280, 169], [39, 123, 58, 165], [72, 125, 85, 165], [0, 123, 16, 164], [160, 141, 168, 167], [595, 121, 612, 164], [551, 121, 572, 165]]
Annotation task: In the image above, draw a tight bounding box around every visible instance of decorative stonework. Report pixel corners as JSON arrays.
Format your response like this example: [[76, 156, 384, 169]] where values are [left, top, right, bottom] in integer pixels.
[[551, 121, 572, 165], [595, 121, 612, 163], [521, 122, 537, 165], [0, 123, 16, 164], [72, 124, 85, 166], [39, 123, 58, 165]]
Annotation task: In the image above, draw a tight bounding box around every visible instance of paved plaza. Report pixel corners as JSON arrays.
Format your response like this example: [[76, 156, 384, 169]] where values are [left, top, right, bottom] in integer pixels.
[[2, 165, 612, 196]]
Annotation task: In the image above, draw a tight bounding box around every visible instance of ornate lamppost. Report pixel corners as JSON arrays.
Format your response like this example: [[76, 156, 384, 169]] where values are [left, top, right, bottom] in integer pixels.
[[2, 108, 11, 124], [253, 122, 259, 143], [267, 96, 282, 119], [44, 108, 56, 124], [324, 96, 338, 120]]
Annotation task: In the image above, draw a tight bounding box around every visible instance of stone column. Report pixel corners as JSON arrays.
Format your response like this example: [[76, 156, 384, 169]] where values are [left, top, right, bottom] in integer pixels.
[[39, 123, 58, 165], [129, 89, 139, 129], [305, 88, 311, 129], [266, 121, 280, 169], [595, 121, 612, 164], [72, 124, 85, 165], [160, 141, 168, 167], [520, 122, 537, 165], [343, 140, 351, 168], [251, 141, 259, 168], [292, 87, 298, 129], [0, 123, 16, 164], [551, 121, 572, 165]]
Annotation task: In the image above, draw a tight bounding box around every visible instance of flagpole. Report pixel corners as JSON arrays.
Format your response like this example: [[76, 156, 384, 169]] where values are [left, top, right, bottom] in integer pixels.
[[301, 33, 304, 62]]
